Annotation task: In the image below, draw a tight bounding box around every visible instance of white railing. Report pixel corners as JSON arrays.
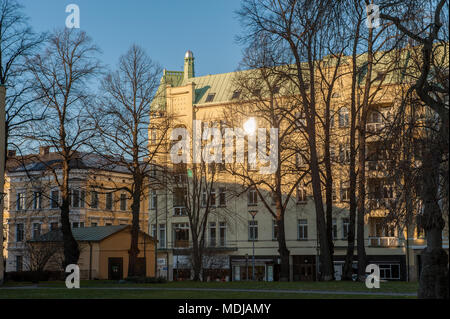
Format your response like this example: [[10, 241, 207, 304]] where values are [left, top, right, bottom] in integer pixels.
[[366, 122, 385, 133]]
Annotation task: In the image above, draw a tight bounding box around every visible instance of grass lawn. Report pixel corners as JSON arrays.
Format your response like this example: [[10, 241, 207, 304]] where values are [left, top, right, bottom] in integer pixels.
[[0, 280, 418, 299]]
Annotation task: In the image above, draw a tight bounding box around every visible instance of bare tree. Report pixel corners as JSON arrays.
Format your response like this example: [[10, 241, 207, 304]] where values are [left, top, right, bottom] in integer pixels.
[[89, 45, 170, 277], [0, 0, 45, 284], [238, 0, 343, 280], [223, 39, 309, 281], [379, 0, 449, 298], [25, 28, 101, 267]]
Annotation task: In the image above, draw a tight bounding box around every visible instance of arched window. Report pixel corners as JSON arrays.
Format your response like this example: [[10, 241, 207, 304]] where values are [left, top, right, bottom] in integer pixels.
[[339, 107, 349, 128]]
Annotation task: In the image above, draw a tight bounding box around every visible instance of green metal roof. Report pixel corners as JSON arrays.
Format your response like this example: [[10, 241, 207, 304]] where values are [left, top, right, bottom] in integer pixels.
[[30, 225, 152, 243], [151, 43, 448, 111]]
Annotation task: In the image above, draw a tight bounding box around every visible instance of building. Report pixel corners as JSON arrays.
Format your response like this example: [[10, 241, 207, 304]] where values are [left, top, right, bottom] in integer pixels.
[[29, 225, 155, 280], [147, 50, 448, 282], [3, 148, 151, 273]]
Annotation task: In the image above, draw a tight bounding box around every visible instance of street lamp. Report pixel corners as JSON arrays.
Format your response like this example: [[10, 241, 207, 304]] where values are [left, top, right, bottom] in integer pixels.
[[249, 210, 258, 281], [243, 117, 257, 135]]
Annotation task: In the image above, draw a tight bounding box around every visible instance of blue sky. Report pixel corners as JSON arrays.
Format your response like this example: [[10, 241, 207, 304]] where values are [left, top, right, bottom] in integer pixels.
[[21, 0, 244, 76]]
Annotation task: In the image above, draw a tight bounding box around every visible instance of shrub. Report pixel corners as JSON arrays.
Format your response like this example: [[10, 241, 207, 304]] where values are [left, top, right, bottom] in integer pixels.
[[5, 271, 64, 282]]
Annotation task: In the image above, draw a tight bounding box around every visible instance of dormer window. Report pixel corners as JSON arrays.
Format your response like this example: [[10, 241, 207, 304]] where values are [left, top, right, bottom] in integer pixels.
[[231, 90, 241, 100], [205, 93, 216, 103]]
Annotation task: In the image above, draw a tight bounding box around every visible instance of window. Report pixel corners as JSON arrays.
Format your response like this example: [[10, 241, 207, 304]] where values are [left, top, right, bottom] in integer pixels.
[[90, 191, 98, 209], [297, 219, 308, 240], [383, 184, 394, 199], [272, 220, 279, 240], [205, 93, 216, 103], [72, 222, 79, 228], [51, 190, 59, 209], [297, 187, 307, 203], [231, 90, 241, 100], [80, 190, 85, 208], [80, 222, 85, 228], [91, 222, 98, 227], [173, 187, 186, 215], [343, 218, 350, 239], [32, 223, 41, 239], [209, 222, 216, 247], [33, 192, 42, 210], [219, 222, 226, 247], [295, 110, 306, 126], [296, 153, 306, 168], [210, 189, 216, 207], [332, 219, 338, 240], [50, 222, 58, 231], [159, 224, 166, 248], [150, 164, 158, 178], [120, 194, 127, 211], [16, 192, 25, 211], [105, 223, 112, 226], [379, 264, 400, 280], [248, 220, 258, 241], [106, 193, 113, 210], [339, 144, 350, 163], [173, 223, 189, 247], [339, 107, 349, 127], [248, 188, 258, 206], [151, 224, 157, 238], [16, 255, 23, 272], [340, 182, 350, 202], [150, 190, 157, 210], [16, 224, 24, 242], [150, 129, 157, 145], [332, 188, 337, 202], [219, 188, 226, 207], [71, 189, 79, 208]]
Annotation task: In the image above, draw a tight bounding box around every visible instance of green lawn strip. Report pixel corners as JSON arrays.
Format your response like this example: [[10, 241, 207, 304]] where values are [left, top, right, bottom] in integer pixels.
[[31, 280, 418, 294], [0, 288, 415, 299]]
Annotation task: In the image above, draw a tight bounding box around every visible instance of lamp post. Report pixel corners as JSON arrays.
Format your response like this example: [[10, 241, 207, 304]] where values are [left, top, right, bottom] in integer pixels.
[[249, 210, 258, 281]]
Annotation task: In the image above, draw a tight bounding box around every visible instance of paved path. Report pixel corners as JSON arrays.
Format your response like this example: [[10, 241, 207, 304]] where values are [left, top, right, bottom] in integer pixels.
[[0, 285, 416, 297]]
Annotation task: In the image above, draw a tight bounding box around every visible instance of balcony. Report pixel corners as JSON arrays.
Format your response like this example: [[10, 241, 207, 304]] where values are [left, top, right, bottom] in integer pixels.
[[173, 207, 187, 216], [173, 240, 190, 248], [366, 122, 385, 134], [368, 236, 401, 247]]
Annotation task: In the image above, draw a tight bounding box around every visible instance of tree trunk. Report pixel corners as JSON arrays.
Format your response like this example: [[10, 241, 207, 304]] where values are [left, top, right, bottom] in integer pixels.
[[277, 217, 290, 281], [191, 240, 203, 281], [418, 141, 449, 299], [356, 124, 367, 281], [61, 160, 79, 268], [128, 180, 141, 277]]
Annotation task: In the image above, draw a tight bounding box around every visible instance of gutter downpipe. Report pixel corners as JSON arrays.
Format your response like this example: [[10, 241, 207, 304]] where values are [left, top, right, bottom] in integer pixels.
[[88, 242, 93, 280]]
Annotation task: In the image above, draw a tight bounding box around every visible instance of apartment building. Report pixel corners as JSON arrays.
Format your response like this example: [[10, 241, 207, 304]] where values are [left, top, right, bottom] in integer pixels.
[[3, 147, 150, 272], [147, 50, 448, 282]]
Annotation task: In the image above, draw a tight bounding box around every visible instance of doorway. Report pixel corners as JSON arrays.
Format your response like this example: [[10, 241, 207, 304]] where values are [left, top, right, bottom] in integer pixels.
[[108, 257, 123, 280]]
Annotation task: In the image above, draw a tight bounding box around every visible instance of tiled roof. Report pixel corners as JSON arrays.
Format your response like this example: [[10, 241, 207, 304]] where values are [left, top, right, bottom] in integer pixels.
[[9, 152, 130, 174], [30, 225, 135, 242]]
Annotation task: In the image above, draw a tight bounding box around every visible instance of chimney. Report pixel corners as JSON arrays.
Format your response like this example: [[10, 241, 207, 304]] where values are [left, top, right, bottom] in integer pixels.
[[184, 50, 195, 81], [7, 150, 16, 157], [39, 146, 51, 156]]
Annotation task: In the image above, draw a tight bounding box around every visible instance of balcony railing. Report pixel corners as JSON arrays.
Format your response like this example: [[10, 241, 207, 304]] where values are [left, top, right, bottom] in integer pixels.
[[368, 236, 400, 247], [366, 122, 385, 133], [173, 240, 190, 248], [173, 207, 187, 216]]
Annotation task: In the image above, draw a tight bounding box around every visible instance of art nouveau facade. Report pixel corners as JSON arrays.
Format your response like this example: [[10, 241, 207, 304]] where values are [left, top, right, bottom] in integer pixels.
[[147, 51, 448, 282]]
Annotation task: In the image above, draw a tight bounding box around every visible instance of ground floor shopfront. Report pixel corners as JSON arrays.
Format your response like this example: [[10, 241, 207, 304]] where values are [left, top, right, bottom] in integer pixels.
[[164, 251, 409, 282]]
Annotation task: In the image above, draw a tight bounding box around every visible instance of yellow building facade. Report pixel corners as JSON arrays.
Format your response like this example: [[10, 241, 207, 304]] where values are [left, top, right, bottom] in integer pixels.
[[147, 50, 448, 282]]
